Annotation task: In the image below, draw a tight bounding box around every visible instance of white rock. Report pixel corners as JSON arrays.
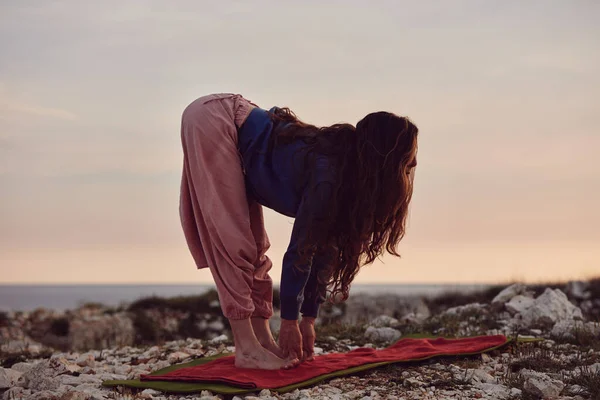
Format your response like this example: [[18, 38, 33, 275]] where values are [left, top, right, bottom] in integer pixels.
[[141, 345, 161, 359], [344, 390, 366, 399], [578, 362, 600, 374], [268, 314, 281, 335], [470, 368, 496, 384], [364, 326, 401, 342], [551, 320, 600, 339], [19, 358, 72, 390], [521, 369, 565, 399], [492, 283, 531, 305], [520, 288, 583, 327], [209, 334, 228, 344], [10, 362, 36, 374], [566, 280, 590, 300], [2, 387, 31, 400], [505, 295, 535, 316], [404, 377, 425, 387], [113, 364, 133, 375], [75, 352, 95, 367], [0, 367, 22, 389], [209, 300, 220, 308], [141, 388, 162, 396], [74, 382, 110, 399], [399, 311, 429, 324], [207, 320, 225, 331], [61, 392, 92, 400], [369, 315, 399, 328], [443, 303, 485, 316], [259, 388, 275, 398], [473, 383, 511, 399], [167, 351, 191, 363], [509, 388, 522, 397], [58, 374, 102, 386]]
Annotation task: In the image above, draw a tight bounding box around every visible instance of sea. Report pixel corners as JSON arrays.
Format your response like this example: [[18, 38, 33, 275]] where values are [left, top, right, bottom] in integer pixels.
[[0, 283, 493, 312]]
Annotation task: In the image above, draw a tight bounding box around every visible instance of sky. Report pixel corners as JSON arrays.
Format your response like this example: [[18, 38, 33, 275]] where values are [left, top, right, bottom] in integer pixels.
[[1, 0, 599, 285]]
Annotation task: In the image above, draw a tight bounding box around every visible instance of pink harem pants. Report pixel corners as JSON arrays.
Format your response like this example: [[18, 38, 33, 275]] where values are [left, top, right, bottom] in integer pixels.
[[179, 93, 273, 320]]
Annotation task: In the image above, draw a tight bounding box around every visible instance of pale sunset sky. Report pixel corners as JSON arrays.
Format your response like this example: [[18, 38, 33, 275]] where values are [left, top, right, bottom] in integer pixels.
[[1, 1, 598, 285]]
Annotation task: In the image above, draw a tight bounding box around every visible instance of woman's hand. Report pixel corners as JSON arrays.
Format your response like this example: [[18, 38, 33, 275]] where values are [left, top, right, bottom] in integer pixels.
[[278, 319, 303, 363], [299, 316, 316, 361]]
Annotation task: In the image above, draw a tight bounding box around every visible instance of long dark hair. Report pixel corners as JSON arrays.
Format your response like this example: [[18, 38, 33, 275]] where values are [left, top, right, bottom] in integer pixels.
[[268, 107, 419, 303]]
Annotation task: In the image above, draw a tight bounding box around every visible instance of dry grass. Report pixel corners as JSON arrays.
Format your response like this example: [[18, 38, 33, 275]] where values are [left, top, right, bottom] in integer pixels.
[[424, 285, 505, 315], [550, 322, 600, 352], [568, 365, 600, 400], [315, 322, 367, 343], [508, 346, 567, 374], [501, 370, 539, 400]]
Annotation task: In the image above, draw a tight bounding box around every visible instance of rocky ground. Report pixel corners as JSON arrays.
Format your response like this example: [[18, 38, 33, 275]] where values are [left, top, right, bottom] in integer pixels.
[[1, 279, 599, 400]]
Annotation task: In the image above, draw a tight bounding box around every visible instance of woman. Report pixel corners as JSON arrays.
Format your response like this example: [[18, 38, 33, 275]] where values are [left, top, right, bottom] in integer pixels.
[[179, 93, 418, 370]]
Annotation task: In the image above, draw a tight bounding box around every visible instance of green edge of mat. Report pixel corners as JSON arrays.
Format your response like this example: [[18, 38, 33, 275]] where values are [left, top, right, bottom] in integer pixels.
[[103, 335, 536, 394]]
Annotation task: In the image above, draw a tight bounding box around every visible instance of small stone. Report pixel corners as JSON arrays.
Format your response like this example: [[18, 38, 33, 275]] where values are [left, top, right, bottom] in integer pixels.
[[481, 353, 492, 363]]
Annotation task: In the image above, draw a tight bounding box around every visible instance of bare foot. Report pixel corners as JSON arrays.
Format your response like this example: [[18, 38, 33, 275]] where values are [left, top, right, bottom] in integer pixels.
[[234, 346, 297, 370], [250, 317, 287, 358], [260, 339, 286, 358]]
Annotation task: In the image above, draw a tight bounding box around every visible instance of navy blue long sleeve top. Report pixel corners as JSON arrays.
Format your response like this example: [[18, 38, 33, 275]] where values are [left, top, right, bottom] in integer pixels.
[[237, 106, 334, 320]]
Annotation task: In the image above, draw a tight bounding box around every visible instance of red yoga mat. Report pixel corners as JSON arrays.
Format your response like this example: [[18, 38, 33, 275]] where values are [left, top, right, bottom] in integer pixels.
[[141, 335, 507, 389]]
